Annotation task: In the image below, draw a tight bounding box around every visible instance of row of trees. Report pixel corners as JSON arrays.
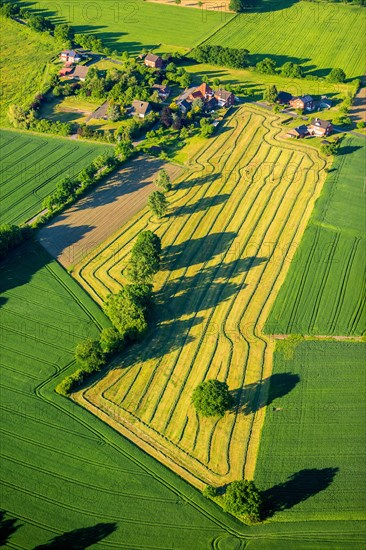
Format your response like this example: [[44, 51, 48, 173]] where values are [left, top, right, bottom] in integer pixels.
[[192, 45, 250, 69], [0, 224, 32, 261], [56, 230, 162, 396]]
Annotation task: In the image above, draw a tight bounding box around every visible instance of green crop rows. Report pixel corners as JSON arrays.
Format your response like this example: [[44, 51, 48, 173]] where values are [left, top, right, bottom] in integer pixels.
[[266, 136, 365, 336], [0, 129, 111, 225]]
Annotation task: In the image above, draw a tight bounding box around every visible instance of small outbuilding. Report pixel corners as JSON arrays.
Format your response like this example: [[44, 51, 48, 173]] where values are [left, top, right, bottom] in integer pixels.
[[144, 54, 164, 69]]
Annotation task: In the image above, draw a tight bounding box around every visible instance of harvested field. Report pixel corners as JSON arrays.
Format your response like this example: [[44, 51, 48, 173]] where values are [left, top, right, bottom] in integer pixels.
[[37, 156, 183, 268], [73, 105, 329, 487]]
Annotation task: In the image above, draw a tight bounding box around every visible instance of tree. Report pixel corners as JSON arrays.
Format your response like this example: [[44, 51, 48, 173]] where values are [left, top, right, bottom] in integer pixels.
[[328, 68, 346, 83], [107, 103, 121, 121], [357, 120, 365, 129], [75, 338, 105, 372], [256, 57, 277, 75], [161, 106, 173, 128], [213, 78, 221, 87], [281, 62, 303, 79], [154, 169, 172, 192], [104, 284, 152, 339], [224, 480, 262, 522], [229, 0, 247, 12], [263, 84, 278, 103], [7, 105, 28, 128], [320, 141, 339, 156], [54, 23, 74, 45], [192, 380, 232, 417], [200, 121, 214, 138], [202, 485, 218, 498], [100, 327, 124, 353], [127, 230, 162, 284], [148, 190, 168, 218]]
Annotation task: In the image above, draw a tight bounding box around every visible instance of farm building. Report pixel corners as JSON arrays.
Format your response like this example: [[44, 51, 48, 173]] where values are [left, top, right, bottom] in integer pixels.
[[86, 101, 110, 122], [286, 125, 309, 138], [289, 95, 315, 112], [276, 91, 293, 105], [144, 54, 164, 69], [60, 50, 82, 63], [72, 65, 90, 81], [214, 89, 235, 107], [130, 100, 152, 118], [307, 118, 333, 137], [59, 67, 73, 77], [151, 84, 171, 100]]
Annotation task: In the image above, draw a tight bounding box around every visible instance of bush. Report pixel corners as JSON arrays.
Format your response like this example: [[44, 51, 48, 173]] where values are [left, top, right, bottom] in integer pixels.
[[192, 380, 232, 417], [100, 327, 124, 353], [75, 338, 106, 372], [104, 284, 152, 340], [356, 120, 365, 129], [224, 480, 262, 522], [202, 485, 218, 498]]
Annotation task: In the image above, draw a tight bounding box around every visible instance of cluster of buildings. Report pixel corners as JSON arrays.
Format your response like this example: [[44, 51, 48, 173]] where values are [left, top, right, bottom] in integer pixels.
[[59, 50, 90, 81], [286, 117, 334, 139], [176, 83, 236, 113], [276, 92, 332, 112]]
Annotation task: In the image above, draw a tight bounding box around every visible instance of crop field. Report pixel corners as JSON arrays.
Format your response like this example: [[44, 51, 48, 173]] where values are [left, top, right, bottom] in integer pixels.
[[255, 340, 366, 525], [0, 240, 244, 548], [29, 0, 231, 54], [0, 129, 111, 226], [38, 156, 183, 268], [0, 16, 58, 126], [205, 2, 366, 78], [267, 136, 366, 336], [73, 105, 329, 487]]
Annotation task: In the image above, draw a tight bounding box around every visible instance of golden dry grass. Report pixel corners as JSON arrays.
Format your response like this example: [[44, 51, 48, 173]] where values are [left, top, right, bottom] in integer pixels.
[[73, 105, 329, 487]]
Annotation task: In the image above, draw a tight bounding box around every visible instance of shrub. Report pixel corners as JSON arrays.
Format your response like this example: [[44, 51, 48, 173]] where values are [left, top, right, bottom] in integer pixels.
[[192, 380, 232, 417], [75, 338, 106, 372], [100, 327, 124, 353], [224, 480, 262, 522], [202, 485, 218, 498]]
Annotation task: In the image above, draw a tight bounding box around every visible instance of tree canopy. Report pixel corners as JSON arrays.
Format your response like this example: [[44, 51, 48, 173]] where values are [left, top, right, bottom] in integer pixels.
[[224, 480, 263, 522], [192, 380, 232, 417], [127, 230, 162, 284], [328, 67, 346, 83], [148, 191, 168, 218]]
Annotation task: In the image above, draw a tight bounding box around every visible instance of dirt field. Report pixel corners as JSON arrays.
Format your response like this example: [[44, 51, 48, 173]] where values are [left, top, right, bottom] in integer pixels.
[[147, 0, 232, 12], [37, 155, 183, 268], [350, 76, 366, 124]]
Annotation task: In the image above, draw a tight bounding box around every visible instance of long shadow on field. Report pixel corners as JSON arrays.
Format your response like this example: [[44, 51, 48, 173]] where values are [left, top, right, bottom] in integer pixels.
[[172, 194, 231, 218], [230, 372, 300, 415], [162, 232, 237, 269], [261, 468, 339, 518], [33, 522, 117, 549], [337, 144, 363, 156], [37, 221, 95, 265], [0, 511, 22, 547]]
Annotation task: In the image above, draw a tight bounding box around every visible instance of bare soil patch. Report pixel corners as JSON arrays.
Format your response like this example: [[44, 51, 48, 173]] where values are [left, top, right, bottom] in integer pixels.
[[37, 155, 183, 268], [147, 0, 232, 12]]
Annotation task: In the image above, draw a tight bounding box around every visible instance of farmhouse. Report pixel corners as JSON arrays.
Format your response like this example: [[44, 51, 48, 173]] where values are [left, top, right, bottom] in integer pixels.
[[276, 91, 293, 105], [286, 125, 309, 138], [214, 88, 235, 107], [144, 53, 164, 69], [130, 100, 152, 118], [151, 84, 171, 100], [289, 95, 315, 112], [72, 65, 90, 81], [60, 50, 82, 63], [307, 118, 333, 137]]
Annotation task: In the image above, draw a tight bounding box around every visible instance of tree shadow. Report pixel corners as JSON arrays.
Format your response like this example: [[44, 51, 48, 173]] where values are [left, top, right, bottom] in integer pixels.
[[337, 145, 363, 156], [229, 372, 300, 414], [33, 522, 118, 549], [0, 511, 22, 547], [171, 193, 231, 220], [261, 468, 339, 518], [162, 232, 237, 268]]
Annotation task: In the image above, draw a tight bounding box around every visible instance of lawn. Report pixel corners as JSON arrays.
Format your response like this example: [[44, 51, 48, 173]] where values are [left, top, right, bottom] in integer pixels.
[[28, 0, 231, 54], [0, 240, 240, 548], [0, 129, 112, 225], [255, 340, 366, 524], [0, 16, 58, 126], [204, 1, 366, 78], [73, 105, 329, 488], [266, 136, 366, 336]]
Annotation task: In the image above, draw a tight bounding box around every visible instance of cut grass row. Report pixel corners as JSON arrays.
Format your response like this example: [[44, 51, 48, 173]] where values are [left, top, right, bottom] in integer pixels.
[[0, 129, 112, 225], [0, 241, 240, 548], [266, 136, 366, 336], [73, 105, 329, 488], [204, 1, 366, 78]]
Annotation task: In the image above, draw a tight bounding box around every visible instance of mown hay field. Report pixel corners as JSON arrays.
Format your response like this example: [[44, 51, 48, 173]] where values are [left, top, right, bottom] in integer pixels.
[[38, 156, 183, 268], [0, 16, 58, 126], [205, 2, 366, 78], [0, 129, 111, 225], [73, 105, 329, 487], [255, 340, 366, 524], [0, 241, 237, 548], [28, 0, 230, 54], [267, 136, 366, 336]]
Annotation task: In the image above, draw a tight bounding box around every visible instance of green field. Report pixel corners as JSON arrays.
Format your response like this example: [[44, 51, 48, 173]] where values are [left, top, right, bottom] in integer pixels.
[[0, 241, 243, 548], [0, 129, 112, 225], [205, 1, 366, 78], [0, 16, 58, 126], [267, 136, 365, 336], [255, 340, 366, 527], [29, 0, 230, 54]]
